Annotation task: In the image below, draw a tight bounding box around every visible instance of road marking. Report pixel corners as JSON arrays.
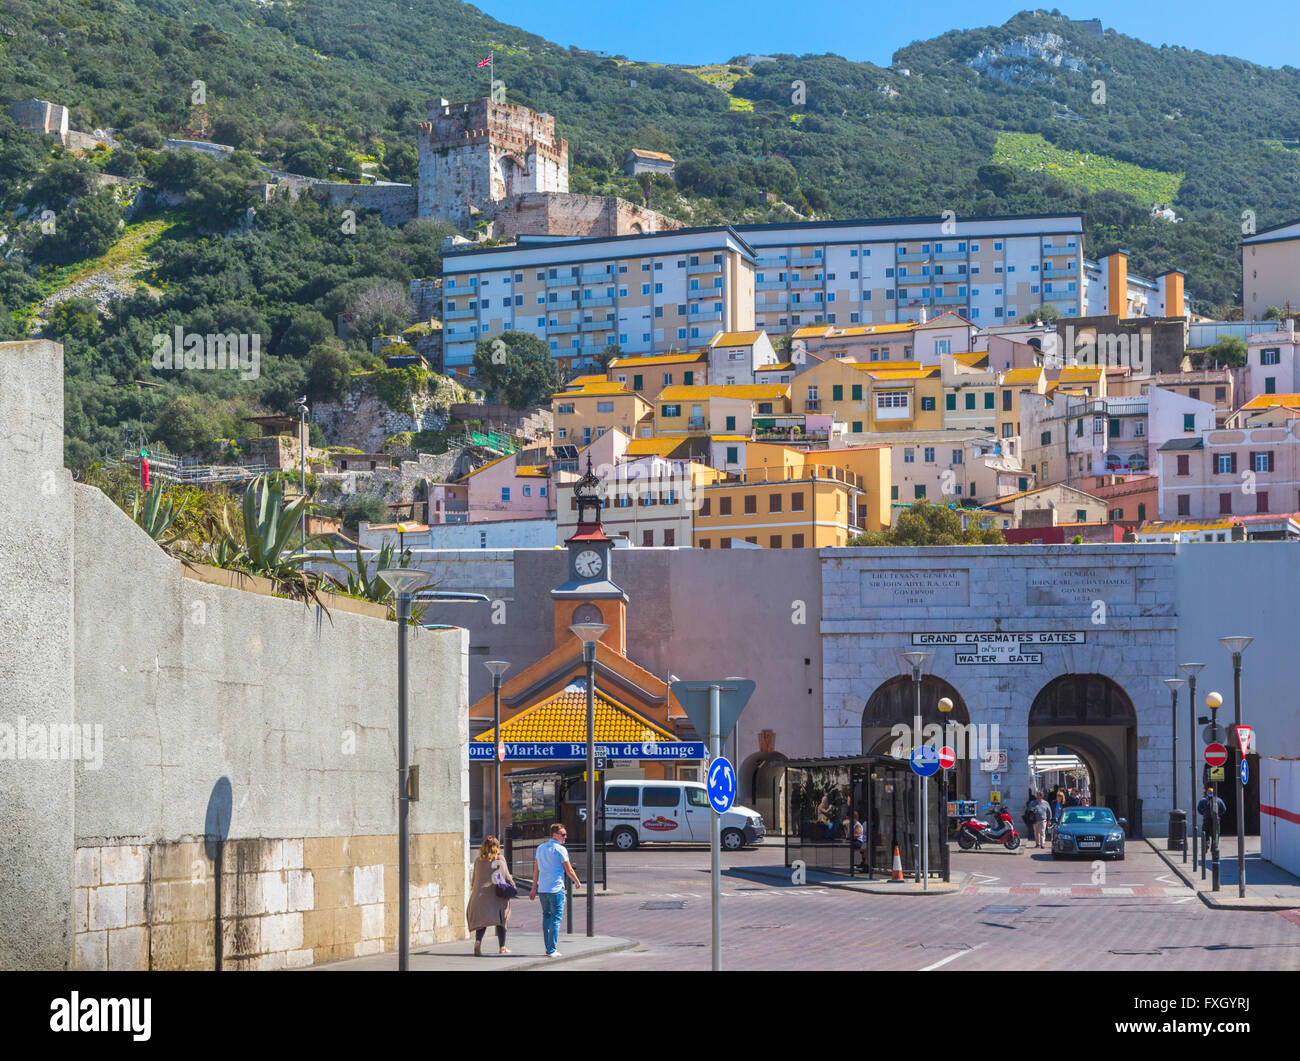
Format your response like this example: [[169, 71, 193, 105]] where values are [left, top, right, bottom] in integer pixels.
[[1156, 874, 1181, 886], [920, 943, 983, 971], [969, 872, 1000, 886]]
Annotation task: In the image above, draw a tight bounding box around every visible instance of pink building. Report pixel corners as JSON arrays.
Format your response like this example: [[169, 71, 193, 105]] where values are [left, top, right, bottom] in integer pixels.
[[1157, 416, 1300, 519], [464, 448, 555, 522]]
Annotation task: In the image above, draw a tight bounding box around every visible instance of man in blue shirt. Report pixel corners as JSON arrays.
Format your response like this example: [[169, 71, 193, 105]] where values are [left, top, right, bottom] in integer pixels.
[[530, 823, 582, 957]]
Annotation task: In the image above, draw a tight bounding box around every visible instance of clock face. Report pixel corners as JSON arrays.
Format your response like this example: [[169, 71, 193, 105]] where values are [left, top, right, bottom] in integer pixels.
[[574, 548, 604, 579]]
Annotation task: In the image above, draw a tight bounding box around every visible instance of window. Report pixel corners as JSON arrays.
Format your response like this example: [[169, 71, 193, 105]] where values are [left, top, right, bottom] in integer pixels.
[[744, 495, 757, 514], [699, 498, 711, 516], [597, 401, 615, 413], [726, 446, 739, 464], [1176, 454, 1190, 476], [1260, 348, 1281, 365], [903, 447, 915, 463], [719, 497, 732, 515], [914, 485, 927, 499], [500, 487, 511, 502], [1219, 492, 1233, 515], [1215, 387, 1226, 401], [952, 449, 963, 465], [851, 383, 863, 401], [557, 428, 567, 440], [1137, 503, 1146, 522], [683, 371, 694, 385], [1265, 377, 1277, 394], [632, 374, 643, 391], [921, 396, 936, 411], [557, 403, 575, 415], [1134, 421, 1145, 437], [1109, 418, 1121, 438], [852, 421, 863, 432], [923, 447, 935, 462], [945, 394, 956, 411], [791, 533, 805, 548], [1253, 451, 1274, 472], [791, 492, 805, 512], [769, 494, 783, 513], [983, 392, 995, 410], [832, 384, 843, 401], [1040, 431, 1051, 445], [523, 485, 531, 497], [1217, 454, 1233, 474], [720, 538, 732, 549], [1177, 494, 1190, 516], [699, 538, 711, 549], [662, 404, 681, 418], [964, 393, 976, 410], [1183, 413, 1196, 432], [1257, 491, 1270, 513], [664, 529, 675, 546]]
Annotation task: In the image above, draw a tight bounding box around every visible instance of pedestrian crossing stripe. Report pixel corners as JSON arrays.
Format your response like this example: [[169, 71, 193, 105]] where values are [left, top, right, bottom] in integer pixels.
[[965, 885, 1190, 896]]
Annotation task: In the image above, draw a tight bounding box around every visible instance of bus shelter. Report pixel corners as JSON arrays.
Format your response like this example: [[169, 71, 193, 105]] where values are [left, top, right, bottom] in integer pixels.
[[784, 755, 950, 881]]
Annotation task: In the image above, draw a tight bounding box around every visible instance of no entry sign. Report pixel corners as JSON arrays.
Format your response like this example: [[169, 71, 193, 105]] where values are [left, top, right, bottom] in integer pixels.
[[939, 746, 957, 770], [1204, 743, 1228, 767]]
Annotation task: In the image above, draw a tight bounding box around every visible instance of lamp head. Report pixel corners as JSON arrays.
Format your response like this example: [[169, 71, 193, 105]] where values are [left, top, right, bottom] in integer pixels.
[[1219, 636, 1253, 657], [1178, 662, 1206, 678], [1205, 691, 1224, 710], [569, 622, 609, 647], [484, 659, 510, 679], [377, 568, 428, 596], [937, 697, 953, 713], [1163, 678, 1185, 691], [900, 650, 931, 673]]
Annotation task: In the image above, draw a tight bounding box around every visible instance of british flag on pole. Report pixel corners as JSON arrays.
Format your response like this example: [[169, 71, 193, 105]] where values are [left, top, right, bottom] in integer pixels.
[[477, 54, 492, 68]]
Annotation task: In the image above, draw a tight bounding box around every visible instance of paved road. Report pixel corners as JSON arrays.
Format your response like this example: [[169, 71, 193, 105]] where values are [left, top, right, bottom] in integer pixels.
[[534, 840, 1300, 971]]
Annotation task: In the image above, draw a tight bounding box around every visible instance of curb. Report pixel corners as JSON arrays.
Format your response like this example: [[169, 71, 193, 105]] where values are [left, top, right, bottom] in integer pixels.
[[726, 866, 970, 895], [1144, 839, 1300, 911], [502, 936, 639, 970]]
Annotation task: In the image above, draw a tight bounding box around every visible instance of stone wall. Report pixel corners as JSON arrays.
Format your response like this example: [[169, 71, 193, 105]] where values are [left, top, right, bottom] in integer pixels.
[[488, 192, 681, 240], [312, 377, 451, 452], [0, 340, 470, 970], [318, 183, 419, 227]]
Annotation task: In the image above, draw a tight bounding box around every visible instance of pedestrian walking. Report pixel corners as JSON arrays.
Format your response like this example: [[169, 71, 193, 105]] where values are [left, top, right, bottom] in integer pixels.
[[466, 835, 515, 956], [1196, 785, 1226, 843], [1053, 789, 1065, 823], [529, 823, 581, 958], [1030, 792, 1052, 847]]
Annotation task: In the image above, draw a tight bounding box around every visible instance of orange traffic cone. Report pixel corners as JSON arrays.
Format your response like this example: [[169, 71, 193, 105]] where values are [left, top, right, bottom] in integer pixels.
[[890, 845, 904, 882]]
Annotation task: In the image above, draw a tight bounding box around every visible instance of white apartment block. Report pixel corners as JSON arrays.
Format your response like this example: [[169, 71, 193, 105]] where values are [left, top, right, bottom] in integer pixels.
[[1241, 218, 1300, 321], [1082, 251, 1186, 318], [440, 227, 757, 375], [442, 215, 1091, 378], [736, 214, 1085, 331]]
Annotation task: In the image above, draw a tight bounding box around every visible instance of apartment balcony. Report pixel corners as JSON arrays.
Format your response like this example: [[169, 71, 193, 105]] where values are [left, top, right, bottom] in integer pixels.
[[757, 299, 789, 311], [688, 287, 723, 300], [546, 321, 579, 334], [546, 273, 581, 287], [804, 399, 822, 411], [688, 261, 724, 274], [1043, 244, 1078, 256], [444, 306, 477, 319], [756, 280, 787, 291], [933, 250, 967, 260], [788, 276, 824, 289], [1044, 291, 1079, 304], [689, 309, 724, 322], [580, 318, 615, 332], [790, 255, 822, 266], [687, 417, 707, 431], [756, 256, 786, 268], [581, 295, 615, 307], [442, 278, 471, 291], [897, 251, 930, 262], [933, 293, 968, 305], [547, 297, 579, 311], [577, 346, 610, 358], [581, 270, 614, 284]]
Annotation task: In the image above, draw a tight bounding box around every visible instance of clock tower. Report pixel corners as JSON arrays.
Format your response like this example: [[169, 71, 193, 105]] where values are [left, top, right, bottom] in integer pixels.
[[552, 456, 628, 653]]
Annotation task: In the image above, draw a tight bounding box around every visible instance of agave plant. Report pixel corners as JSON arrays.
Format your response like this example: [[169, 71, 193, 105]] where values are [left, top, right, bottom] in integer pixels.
[[323, 541, 414, 603], [211, 476, 328, 605], [132, 481, 180, 545]]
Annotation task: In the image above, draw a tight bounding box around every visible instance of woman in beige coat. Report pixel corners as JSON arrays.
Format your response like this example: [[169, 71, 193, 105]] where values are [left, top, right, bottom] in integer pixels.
[[466, 836, 515, 956]]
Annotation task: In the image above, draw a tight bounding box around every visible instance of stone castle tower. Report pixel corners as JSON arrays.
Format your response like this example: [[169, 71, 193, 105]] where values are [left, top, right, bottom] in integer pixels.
[[417, 98, 569, 230]]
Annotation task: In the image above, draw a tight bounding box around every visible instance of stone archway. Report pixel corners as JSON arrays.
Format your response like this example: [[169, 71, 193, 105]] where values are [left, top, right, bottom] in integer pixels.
[[739, 751, 788, 836], [1029, 674, 1138, 833], [862, 675, 973, 802]]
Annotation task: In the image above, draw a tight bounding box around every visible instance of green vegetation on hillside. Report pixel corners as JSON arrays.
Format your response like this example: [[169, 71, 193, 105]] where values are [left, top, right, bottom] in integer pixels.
[[994, 132, 1182, 206]]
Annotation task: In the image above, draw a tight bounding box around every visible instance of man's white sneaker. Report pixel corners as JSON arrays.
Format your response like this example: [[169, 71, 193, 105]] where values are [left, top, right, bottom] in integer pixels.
[[548, 951, 562, 958]]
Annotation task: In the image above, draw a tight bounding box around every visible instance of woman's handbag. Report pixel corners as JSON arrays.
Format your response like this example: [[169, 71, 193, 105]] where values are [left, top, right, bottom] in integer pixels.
[[492, 870, 517, 899]]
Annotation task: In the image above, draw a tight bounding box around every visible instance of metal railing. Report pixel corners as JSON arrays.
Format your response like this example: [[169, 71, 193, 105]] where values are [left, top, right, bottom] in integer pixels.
[[117, 448, 273, 485]]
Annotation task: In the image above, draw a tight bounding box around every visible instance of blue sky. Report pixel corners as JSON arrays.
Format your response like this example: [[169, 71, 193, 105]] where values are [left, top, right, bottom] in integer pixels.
[[479, 2, 1294, 71]]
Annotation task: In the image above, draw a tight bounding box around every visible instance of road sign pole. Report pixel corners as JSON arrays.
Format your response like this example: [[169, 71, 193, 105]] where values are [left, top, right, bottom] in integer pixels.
[[1232, 659, 1246, 899], [921, 774, 929, 892], [709, 682, 721, 973]]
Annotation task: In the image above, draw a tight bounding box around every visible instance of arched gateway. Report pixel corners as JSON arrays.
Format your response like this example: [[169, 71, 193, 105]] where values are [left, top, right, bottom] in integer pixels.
[[1029, 674, 1138, 831], [862, 675, 973, 803]]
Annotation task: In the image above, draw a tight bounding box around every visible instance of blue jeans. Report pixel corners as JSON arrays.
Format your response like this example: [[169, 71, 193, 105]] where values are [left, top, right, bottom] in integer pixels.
[[539, 890, 564, 954]]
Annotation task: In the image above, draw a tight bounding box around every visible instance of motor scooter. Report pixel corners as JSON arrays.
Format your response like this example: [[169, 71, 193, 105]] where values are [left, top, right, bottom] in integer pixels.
[[955, 806, 1021, 851]]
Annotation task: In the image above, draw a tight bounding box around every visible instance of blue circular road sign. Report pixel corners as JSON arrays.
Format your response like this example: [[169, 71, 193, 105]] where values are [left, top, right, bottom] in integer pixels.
[[707, 756, 736, 813], [1240, 759, 1249, 786], [910, 746, 941, 777]]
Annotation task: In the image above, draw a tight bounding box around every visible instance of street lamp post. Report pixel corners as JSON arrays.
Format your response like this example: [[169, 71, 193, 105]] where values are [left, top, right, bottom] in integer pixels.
[[483, 660, 511, 840], [938, 696, 953, 874], [901, 651, 931, 888], [1205, 690, 1224, 891], [296, 398, 309, 554], [378, 567, 429, 972], [1219, 637, 1252, 899], [571, 621, 608, 938], [1179, 663, 1205, 868], [1163, 678, 1185, 850]]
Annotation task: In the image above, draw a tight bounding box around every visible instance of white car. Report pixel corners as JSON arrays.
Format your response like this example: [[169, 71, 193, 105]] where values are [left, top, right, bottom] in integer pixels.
[[602, 780, 765, 852]]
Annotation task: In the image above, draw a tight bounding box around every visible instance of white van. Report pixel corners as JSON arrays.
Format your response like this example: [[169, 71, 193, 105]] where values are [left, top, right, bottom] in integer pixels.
[[602, 780, 765, 852]]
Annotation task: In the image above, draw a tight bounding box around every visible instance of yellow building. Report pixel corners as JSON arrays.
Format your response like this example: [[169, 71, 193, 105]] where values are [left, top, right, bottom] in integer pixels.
[[552, 376, 652, 447], [996, 366, 1047, 439], [862, 365, 944, 432], [653, 383, 790, 436], [606, 350, 708, 400], [792, 321, 918, 362], [1049, 366, 1106, 398]]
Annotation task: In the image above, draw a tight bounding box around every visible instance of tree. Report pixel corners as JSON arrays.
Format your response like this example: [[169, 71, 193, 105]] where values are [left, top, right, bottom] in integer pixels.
[[154, 394, 222, 454], [308, 343, 354, 402], [1019, 303, 1061, 325], [1208, 334, 1247, 368], [339, 493, 389, 530], [104, 148, 143, 178], [346, 282, 409, 344], [184, 167, 255, 233], [472, 331, 561, 410], [849, 499, 1004, 546], [36, 188, 123, 265]]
